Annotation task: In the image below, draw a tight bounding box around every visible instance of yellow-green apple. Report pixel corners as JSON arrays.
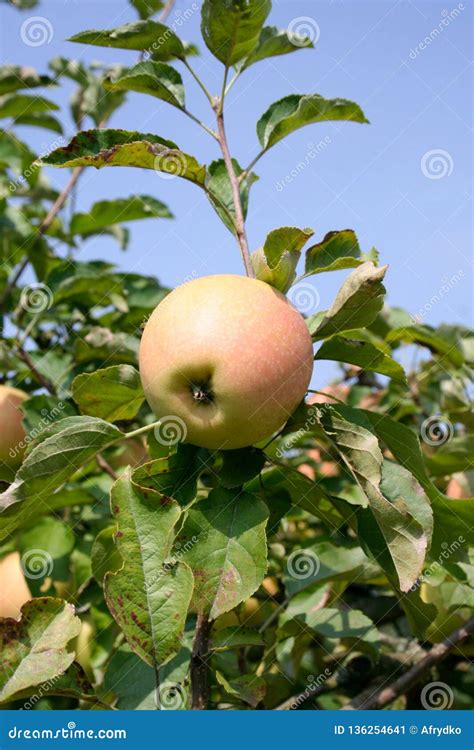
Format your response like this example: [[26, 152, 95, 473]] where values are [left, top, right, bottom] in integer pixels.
[[139, 275, 314, 450], [0, 385, 28, 469], [0, 552, 31, 619]]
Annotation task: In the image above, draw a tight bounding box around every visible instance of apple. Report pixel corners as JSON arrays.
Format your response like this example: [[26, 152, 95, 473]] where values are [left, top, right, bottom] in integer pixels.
[[0, 385, 28, 468], [139, 275, 314, 450], [0, 552, 31, 619]]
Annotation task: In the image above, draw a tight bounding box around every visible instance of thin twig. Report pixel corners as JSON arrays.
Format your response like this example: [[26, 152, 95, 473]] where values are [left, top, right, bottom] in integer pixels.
[[191, 614, 213, 710], [95, 454, 118, 481], [16, 346, 56, 394], [343, 615, 474, 710], [215, 109, 255, 278], [159, 0, 175, 23]]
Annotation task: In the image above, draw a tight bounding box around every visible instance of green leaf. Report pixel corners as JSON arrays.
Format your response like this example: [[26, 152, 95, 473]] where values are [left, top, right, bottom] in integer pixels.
[[40, 129, 206, 186], [210, 626, 264, 651], [68, 20, 186, 61], [309, 263, 387, 341], [283, 541, 372, 596], [317, 405, 430, 592], [91, 527, 123, 586], [240, 25, 314, 70], [181, 487, 269, 619], [0, 66, 54, 95], [133, 444, 208, 506], [206, 158, 257, 233], [360, 410, 474, 560], [131, 0, 165, 19], [315, 336, 407, 383], [279, 605, 379, 657], [0, 599, 81, 703], [103, 645, 156, 709], [70, 195, 172, 236], [75, 327, 140, 366], [201, 0, 271, 66], [105, 61, 185, 109], [219, 447, 266, 488], [0, 417, 122, 512], [264, 226, 314, 269], [0, 93, 59, 119], [104, 471, 193, 667], [257, 94, 368, 151], [304, 229, 363, 275], [251, 226, 314, 292], [387, 324, 464, 367], [72, 366, 145, 421], [215, 671, 266, 707], [425, 436, 474, 476], [0, 487, 95, 545], [13, 112, 63, 134]]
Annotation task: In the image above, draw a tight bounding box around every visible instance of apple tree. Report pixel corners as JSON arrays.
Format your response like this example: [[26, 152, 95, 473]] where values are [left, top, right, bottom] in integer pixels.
[[0, 0, 473, 711]]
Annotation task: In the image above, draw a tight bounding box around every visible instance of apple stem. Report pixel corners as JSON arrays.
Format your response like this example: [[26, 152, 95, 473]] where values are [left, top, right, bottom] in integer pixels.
[[191, 613, 212, 709], [215, 106, 256, 278]]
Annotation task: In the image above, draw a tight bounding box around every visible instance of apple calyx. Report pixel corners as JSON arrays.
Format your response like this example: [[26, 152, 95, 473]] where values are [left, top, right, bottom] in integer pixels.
[[191, 379, 215, 406]]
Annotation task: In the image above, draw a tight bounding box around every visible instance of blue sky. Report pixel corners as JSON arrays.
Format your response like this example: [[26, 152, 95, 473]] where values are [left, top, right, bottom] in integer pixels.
[[1, 0, 472, 386]]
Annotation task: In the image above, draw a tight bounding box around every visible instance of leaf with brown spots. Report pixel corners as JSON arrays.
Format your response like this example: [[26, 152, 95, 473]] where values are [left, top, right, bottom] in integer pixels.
[[104, 470, 193, 668], [39, 129, 207, 187], [0, 598, 81, 704], [180, 487, 268, 620]]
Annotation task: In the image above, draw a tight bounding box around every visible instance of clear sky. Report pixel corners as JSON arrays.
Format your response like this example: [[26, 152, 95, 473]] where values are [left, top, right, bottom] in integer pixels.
[[1, 0, 472, 386]]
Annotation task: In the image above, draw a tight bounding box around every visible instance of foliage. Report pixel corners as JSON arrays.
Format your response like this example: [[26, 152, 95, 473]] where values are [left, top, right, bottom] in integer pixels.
[[0, 0, 472, 713]]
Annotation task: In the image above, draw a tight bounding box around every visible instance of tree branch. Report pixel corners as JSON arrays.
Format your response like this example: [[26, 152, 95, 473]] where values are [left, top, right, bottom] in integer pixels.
[[191, 614, 212, 710], [343, 615, 474, 710], [215, 109, 255, 278]]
